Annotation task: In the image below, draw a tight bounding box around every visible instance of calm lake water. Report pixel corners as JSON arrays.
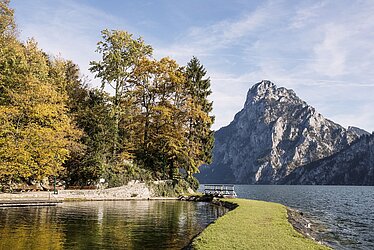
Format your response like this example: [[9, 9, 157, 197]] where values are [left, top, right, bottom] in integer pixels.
[[233, 185, 374, 250], [0, 200, 227, 250]]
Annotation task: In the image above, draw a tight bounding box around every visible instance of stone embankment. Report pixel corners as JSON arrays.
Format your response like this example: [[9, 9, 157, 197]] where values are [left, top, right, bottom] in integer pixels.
[[0, 181, 172, 201], [59, 181, 152, 200]]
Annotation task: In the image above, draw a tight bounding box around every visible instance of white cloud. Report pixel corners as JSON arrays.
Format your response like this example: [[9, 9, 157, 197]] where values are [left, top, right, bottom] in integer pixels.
[[289, 1, 327, 29], [12, 0, 374, 132], [311, 24, 348, 77], [187, 4, 268, 47], [14, 0, 127, 87], [155, 0, 282, 62]]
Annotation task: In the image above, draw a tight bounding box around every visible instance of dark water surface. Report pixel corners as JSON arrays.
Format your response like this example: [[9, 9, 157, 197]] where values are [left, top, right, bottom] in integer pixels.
[[233, 185, 374, 250], [0, 200, 227, 250]]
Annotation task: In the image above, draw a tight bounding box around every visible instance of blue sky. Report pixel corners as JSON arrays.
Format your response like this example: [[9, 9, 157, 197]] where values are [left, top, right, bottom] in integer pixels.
[[10, 0, 374, 132]]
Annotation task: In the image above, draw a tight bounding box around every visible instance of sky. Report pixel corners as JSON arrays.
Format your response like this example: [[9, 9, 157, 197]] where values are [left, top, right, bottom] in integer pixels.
[[10, 0, 374, 132]]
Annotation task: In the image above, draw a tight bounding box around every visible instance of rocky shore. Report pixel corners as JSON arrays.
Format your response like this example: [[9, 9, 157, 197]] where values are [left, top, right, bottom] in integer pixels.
[[287, 208, 327, 245]]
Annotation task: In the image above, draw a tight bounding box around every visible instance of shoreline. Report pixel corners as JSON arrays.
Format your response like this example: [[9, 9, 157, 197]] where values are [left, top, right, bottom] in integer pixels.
[[0, 191, 329, 249], [189, 198, 330, 249], [287, 208, 326, 245], [0, 191, 178, 202], [179, 196, 328, 249], [0, 182, 156, 202]]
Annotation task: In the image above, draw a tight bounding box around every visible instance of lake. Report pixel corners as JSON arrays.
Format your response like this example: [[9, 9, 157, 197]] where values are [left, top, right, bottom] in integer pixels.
[[233, 185, 374, 250], [0, 200, 227, 250]]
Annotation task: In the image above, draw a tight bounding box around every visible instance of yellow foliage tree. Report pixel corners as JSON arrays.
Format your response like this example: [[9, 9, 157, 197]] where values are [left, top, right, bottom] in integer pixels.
[[0, 36, 81, 185]]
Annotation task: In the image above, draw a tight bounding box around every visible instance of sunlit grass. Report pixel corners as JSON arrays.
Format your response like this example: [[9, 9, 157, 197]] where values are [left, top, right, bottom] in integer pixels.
[[192, 198, 330, 250]]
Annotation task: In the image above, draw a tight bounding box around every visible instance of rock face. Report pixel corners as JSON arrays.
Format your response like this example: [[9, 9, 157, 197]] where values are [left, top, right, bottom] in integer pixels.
[[280, 133, 374, 185], [196, 80, 361, 184]]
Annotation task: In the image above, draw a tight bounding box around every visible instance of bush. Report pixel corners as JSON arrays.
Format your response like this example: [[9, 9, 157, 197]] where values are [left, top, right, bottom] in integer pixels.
[[103, 161, 154, 188], [149, 177, 199, 197]]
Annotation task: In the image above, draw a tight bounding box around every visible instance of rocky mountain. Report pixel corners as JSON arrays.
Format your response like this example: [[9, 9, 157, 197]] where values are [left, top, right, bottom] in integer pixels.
[[347, 126, 370, 137], [196, 80, 362, 184], [280, 133, 374, 185]]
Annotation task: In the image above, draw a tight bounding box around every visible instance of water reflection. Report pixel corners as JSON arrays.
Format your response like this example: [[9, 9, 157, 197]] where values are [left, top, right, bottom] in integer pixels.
[[0, 200, 227, 249], [0, 206, 64, 250]]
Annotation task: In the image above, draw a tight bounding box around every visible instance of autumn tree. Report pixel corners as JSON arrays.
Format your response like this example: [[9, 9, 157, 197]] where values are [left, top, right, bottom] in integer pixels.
[[89, 30, 153, 159], [89, 30, 215, 187], [0, 0, 16, 38], [0, 3, 81, 187], [131, 57, 187, 179], [46, 59, 110, 186]]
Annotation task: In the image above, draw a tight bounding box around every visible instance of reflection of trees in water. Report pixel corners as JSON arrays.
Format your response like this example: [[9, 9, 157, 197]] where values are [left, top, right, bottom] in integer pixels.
[[0, 201, 227, 249], [0, 207, 64, 250]]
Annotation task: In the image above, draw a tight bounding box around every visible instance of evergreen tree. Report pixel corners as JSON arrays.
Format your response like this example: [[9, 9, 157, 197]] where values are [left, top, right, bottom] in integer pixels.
[[185, 57, 215, 175], [89, 31, 215, 183], [65, 88, 116, 185]]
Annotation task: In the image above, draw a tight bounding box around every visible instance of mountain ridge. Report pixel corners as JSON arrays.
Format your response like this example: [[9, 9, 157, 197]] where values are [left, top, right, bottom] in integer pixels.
[[279, 133, 374, 185], [197, 80, 363, 184]]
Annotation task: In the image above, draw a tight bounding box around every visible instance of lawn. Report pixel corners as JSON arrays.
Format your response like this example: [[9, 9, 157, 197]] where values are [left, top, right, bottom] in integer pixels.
[[191, 198, 330, 250]]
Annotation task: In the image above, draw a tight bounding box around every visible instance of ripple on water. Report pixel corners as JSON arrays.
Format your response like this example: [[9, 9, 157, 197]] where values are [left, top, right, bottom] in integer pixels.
[[230, 185, 374, 250]]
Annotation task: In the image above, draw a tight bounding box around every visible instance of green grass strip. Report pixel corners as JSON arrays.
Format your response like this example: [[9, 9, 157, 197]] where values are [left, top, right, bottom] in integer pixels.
[[192, 198, 330, 250]]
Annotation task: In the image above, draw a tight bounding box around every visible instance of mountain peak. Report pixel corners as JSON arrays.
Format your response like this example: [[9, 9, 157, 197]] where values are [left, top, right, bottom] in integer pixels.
[[252, 80, 276, 90], [245, 80, 299, 107], [248, 80, 276, 97], [197, 80, 364, 184]]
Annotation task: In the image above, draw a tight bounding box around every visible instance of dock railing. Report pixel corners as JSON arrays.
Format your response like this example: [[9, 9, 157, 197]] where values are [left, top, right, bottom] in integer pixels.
[[203, 184, 237, 197]]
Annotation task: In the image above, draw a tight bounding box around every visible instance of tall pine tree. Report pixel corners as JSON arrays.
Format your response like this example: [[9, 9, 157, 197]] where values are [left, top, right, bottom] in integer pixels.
[[185, 57, 214, 175]]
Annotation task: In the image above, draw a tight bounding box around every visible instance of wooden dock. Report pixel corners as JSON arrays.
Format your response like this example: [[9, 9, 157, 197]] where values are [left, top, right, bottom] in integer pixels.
[[0, 200, 62, 207], [203, 184, 237, 198]]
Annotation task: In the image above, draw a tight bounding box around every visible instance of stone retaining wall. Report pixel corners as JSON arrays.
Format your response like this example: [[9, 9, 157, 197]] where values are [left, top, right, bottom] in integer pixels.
[[0, 181, 154, 201], [59, 181, 151, 200]]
